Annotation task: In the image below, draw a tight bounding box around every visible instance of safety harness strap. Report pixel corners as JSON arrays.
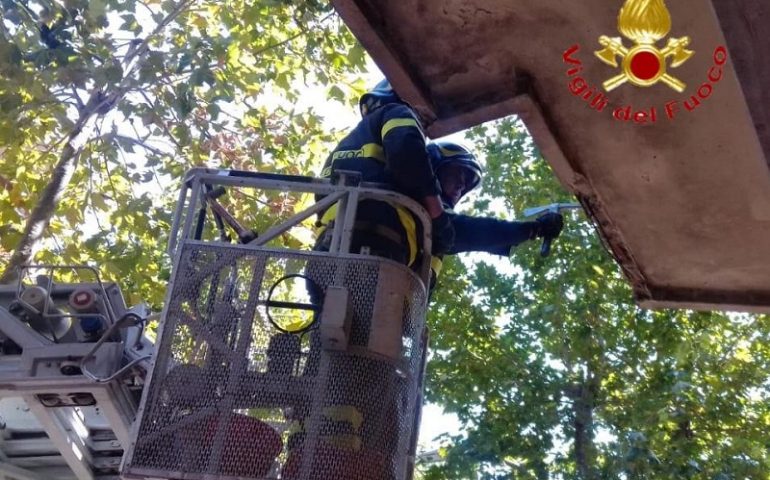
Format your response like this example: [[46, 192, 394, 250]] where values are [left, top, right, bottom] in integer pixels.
[[315, 203, 419, 267]]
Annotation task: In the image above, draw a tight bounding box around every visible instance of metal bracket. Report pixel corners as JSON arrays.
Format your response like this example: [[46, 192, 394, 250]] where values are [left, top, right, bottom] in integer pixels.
[[319, 286, 352, 351]]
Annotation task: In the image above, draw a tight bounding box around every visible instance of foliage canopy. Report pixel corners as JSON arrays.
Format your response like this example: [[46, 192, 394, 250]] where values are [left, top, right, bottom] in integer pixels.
[[422, 118, 770, 479], [0, 0, 367, 305]]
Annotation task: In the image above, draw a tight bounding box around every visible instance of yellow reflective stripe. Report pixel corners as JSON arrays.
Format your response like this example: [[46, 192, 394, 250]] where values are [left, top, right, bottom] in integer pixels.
[[331, 143, 385, 163], [362, 143, 385, 162], [323, 405, 363, 431], [290, 405, 362, 433], [430, 256, 443, 277], [439, 145, 467, 158], [395, 206, 418, 267], [320, 205, 338, 226], [331, 150, 355, 161], [287, 420, 303, 437], [314, 204, 338, 236], [381, 118, 423, 140], [316, 203, 417, 268]]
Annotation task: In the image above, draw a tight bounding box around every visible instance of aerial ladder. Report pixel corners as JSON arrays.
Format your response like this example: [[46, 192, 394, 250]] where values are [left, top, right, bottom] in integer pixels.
[[0, 168, 433, 480]]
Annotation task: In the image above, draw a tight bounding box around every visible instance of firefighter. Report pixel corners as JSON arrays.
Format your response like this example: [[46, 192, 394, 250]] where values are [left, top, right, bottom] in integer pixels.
[[293, 80, 455, 480], [291, 84, 564, 480], [314, 80, 563, 276], [315, 79, 455, 265], [426, 139, 564, 284]]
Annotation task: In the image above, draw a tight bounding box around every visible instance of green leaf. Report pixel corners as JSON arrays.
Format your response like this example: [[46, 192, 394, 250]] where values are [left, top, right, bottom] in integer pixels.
[[0, 226, 22, 250], [0, 40, 22, 66], [87, 0, 108, 22], [226, 41, 240, 67], [328, 85, 345, 102], [91, 193, 109, 211], [0, 93, 22, 112], [119, 14, 141, 34], [104, 61, 124, 83], [347, 43, 366, 68]]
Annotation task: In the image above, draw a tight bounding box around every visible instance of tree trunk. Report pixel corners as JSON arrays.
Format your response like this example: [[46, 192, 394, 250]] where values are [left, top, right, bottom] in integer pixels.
[[572, 370, 600, 480], [0, 1, 195, 284], [0, 107, 96, 284]]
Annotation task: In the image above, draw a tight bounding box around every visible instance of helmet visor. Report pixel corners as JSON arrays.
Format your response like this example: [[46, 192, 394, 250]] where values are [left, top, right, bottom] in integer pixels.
[[437, 164, 480, 206]]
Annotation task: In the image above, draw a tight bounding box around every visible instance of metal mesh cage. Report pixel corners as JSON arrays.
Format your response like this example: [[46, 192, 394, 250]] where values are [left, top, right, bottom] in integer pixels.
[[123, 242, 428, 480]]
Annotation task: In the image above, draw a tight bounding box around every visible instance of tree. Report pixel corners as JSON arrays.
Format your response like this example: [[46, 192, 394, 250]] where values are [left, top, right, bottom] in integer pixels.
[[423, 117, 770, 479], [0, 0, 367, 306]]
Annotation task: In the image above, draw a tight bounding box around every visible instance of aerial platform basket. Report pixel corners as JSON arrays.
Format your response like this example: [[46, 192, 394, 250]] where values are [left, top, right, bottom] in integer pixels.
[[121, 169, 433, 480]]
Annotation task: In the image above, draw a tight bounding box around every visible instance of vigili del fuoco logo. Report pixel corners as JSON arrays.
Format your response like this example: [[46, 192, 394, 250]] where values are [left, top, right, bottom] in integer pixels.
[[562, 0, 728, 124]]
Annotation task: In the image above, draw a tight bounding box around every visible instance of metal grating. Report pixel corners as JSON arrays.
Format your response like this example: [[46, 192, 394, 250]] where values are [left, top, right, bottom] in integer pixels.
[[123, 243, 428, 480]]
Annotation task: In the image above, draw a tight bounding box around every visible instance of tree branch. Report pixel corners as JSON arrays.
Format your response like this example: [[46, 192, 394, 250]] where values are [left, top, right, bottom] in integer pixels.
[[0, 174, 12, 191], [84, 158, 106, 234], [138, 90, 182, 150], [136, 0, 159, 21], [100, 150, 123, 204], [250, 14, 333, 58], [71, 87, 85, 110], [121, 0, 196, 83], [0, 0, 200, 283], [114, 134, 169, 156], [0, 109, 94, 283]]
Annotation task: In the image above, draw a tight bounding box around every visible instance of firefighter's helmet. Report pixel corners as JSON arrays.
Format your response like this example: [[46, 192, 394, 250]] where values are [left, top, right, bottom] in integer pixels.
[[359, 79, 402, 116], [428, 141, 483, 200]]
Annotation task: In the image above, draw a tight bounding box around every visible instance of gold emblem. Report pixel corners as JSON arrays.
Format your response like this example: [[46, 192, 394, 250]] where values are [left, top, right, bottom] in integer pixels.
[[595, 0, 694, 92]]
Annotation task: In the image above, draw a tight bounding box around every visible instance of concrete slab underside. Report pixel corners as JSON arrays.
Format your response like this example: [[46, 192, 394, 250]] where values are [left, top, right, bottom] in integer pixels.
[[333, 0, 770, 312]]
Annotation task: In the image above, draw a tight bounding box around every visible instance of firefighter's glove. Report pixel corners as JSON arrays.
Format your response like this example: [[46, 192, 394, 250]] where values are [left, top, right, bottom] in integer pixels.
[[431, 211, 455, 255], [533, 212, 564, 239]]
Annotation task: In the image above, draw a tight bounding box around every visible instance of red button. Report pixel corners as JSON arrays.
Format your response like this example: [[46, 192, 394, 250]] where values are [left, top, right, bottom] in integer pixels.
[[630, 51, 661, 80]]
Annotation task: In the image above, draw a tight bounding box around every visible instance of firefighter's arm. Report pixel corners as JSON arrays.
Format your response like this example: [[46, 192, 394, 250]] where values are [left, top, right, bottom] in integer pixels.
[[379, 104, 441, 200], [447, 213, 539, 256]]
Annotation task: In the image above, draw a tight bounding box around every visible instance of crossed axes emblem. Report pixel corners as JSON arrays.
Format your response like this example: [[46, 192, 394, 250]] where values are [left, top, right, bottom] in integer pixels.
[[595, 35, 694, 92]]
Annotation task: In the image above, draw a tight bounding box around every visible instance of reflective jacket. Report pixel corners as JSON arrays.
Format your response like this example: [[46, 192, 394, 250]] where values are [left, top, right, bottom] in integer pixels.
[[317, 103, 439, 267], [317, 103, 536, 281], [320, 103, 439, 199]]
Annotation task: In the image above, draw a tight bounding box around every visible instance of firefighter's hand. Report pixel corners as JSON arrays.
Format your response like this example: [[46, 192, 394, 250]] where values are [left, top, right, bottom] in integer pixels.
[[534, 212, 564, 239], [431, 211, 455, 255]]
